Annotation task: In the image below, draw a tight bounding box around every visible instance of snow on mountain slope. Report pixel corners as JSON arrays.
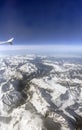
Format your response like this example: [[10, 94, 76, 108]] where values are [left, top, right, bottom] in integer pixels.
[[0, 55, 82, 130]]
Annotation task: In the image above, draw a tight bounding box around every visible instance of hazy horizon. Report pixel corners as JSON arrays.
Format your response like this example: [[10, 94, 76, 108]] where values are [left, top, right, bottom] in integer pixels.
[[0, 44, 82, 57]]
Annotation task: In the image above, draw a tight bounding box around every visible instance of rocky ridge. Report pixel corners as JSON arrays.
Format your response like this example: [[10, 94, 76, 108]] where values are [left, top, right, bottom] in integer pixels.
[[0, 55, 82, 130]]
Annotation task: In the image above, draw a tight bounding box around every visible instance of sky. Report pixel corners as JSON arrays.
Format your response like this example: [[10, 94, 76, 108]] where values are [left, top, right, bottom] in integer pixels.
[[0, 0, 82, 45]]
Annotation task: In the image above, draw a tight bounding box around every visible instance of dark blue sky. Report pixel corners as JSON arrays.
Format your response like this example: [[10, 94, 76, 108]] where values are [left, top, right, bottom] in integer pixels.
[[0, 0, 82, 45]]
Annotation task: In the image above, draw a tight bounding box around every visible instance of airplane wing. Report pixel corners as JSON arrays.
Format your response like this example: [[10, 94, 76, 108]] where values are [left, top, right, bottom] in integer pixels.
[[0, 38, 14, 45]]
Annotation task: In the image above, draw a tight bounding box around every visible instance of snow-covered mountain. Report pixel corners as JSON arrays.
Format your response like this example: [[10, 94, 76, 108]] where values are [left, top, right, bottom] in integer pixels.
[[0, 55, 82, 130]]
